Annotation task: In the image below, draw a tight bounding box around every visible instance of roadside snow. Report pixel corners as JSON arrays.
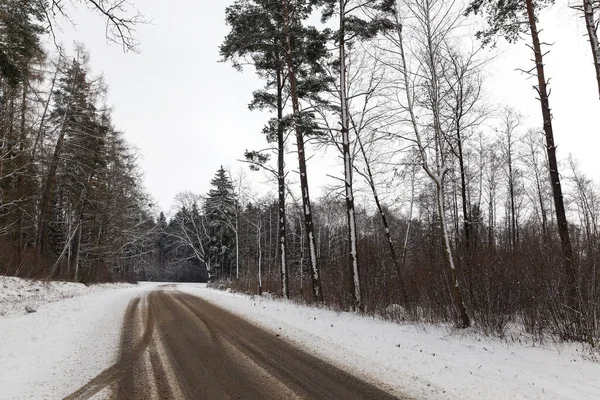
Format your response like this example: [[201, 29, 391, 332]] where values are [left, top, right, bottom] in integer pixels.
[[0, 276, 133, 318], [0, 279, 154, 400], [181, 285, 600, 400], [2, 280, 597, 399]]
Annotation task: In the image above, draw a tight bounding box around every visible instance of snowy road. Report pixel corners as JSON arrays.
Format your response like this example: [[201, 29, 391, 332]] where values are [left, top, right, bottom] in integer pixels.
[[2, 280, 599, 399], [65, 286, 405, 400]]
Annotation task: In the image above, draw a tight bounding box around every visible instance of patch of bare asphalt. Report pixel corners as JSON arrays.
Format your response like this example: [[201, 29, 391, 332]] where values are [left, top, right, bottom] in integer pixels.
[[65, 289, 410, 400]]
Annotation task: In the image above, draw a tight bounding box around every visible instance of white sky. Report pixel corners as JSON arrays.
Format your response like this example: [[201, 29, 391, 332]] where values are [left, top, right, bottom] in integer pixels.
[[48, 1, 599, 212]]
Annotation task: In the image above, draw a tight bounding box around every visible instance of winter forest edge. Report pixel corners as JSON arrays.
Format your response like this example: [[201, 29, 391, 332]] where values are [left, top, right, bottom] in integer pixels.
[[1, 0, 600, 347]]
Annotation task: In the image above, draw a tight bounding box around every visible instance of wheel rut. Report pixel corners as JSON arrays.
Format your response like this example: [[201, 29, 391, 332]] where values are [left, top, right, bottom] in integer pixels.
[[65, 288, 410, 400]]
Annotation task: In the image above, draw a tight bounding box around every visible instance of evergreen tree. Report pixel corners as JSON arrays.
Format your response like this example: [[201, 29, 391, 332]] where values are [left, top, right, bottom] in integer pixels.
[[155, 212, 168, 276], [0, 0, 45, 88], [204, 166, 237, 279], [221, 0, 330, 299], [37, 56, 92, 261], [0, 1, 46, 263], [0, 3, 151, 282]]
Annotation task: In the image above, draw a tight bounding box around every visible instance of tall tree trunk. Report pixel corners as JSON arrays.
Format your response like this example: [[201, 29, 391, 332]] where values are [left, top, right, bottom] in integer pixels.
[[17, 77, 29, 265], [36, 66, 77, 265], [276, 66, 290, 299], [339, 0, 362, 311], [72, 174, 91, 281], [436, 177, 470, 328], [32, 59, 60, 163], [456, 129, 474, 301], [356, 132, 408, 305], [73, 223, 83, 282], [508, 144, 517, 249], [400, 168, 416, 272], [257, 221, 262, 296], [582, 0, 600, 100], [526, 0, 581, 337], [393, 1, 470, 327], [36, 109, 69, 260], [281, 0, 322, 302], [299, 211, 305, 299]]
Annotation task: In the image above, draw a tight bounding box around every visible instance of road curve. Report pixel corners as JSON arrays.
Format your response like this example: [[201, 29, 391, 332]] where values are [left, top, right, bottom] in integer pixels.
[[66, 287, 408, 400]]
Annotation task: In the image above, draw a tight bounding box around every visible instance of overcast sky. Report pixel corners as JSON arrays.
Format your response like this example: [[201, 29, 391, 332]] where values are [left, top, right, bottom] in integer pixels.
[[49, 1, 599, 212]]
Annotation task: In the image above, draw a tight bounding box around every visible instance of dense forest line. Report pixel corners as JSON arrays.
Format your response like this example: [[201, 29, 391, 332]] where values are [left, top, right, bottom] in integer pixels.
[[0, 0, 152, 282], [207, 0, 598, 345]]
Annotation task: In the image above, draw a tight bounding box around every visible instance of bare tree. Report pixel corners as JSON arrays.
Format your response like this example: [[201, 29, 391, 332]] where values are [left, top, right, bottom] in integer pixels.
[[466, 0, 585, 341], [385, 0, 471, 327], [498, 108, 522, 249], [523, 129, 550, 241], [167, 192, 210, 275], [440, 43, 487, 299], [47, 0, 144, 52]]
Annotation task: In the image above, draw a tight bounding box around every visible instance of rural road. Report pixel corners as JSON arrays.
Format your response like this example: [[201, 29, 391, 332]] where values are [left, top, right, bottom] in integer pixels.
[[65, 286, 404, 400]]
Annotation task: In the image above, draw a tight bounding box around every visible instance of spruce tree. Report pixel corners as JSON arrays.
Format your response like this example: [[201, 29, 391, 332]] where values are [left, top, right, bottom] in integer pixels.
[[37, 57, 92, 262], [204, 166, 237, 280], [155, 212, 168, 277], [0, 0, 45, 88]]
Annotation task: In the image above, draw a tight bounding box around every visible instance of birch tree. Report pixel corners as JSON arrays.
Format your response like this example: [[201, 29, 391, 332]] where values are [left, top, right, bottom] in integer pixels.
[[498, 108, 522, 250], [383, 0, 471, 327], [316, 0, 395, 311]]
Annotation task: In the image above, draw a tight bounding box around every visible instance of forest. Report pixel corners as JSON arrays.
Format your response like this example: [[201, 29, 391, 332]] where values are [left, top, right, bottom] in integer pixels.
[[0, 0, 153, 282], [1, 0, 599, 345]]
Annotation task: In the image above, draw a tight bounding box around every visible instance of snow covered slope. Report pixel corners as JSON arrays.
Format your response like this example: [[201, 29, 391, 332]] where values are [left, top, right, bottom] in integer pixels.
[[182, 285, 600, 400], [0, 276, 132, 317]]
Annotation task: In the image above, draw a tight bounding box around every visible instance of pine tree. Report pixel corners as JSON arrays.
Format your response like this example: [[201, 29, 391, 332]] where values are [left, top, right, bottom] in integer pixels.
[[279, 0, 329, 302], [221, 0, 330, 299]]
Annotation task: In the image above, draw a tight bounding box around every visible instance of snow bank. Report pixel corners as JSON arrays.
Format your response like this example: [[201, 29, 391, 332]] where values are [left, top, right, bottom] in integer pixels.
[[181, 285, 600, 400], [0, 275, 133, 318], [0, 280, 153, 399]]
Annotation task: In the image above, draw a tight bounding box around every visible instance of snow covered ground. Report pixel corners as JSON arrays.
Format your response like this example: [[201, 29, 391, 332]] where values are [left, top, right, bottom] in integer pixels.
[[0, 276, 133, 318], [1, 279, 598, 399], [181, 285, 600, 400], [0, 278, 157, 399]]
